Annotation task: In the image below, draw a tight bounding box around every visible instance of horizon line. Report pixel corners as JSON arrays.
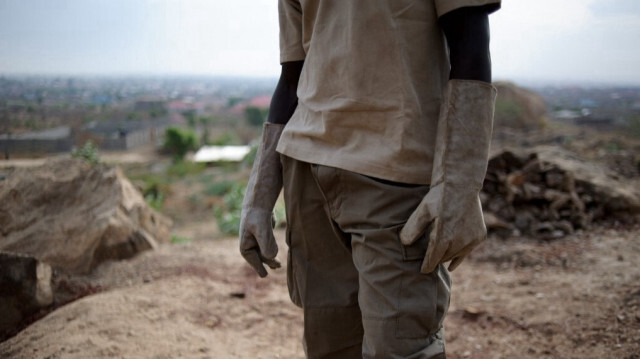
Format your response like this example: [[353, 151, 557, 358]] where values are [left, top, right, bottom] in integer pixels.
[[2, 73, 640, 88]]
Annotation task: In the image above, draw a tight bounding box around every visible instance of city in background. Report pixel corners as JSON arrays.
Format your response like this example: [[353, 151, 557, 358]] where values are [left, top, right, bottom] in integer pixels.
[[2, 1, 640, 357], [1, 75, 640, 159]]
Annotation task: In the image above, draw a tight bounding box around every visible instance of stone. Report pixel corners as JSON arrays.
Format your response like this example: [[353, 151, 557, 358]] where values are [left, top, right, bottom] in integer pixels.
[[0, 158, 172, 274], [0, 251, 52, 336]]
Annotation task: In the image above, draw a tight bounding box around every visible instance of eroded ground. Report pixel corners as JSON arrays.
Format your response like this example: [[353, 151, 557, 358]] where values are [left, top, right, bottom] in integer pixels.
[[1, 224, 638, 359]]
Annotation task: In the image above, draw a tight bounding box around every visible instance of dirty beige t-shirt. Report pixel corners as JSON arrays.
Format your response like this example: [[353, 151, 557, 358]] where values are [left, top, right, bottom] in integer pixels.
[[276, 0, 501, 184]]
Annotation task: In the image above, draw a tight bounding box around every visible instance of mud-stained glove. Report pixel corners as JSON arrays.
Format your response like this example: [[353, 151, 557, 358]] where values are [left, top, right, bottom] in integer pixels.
[[239, 123, 284, 277], [400, 80, 497, 274]]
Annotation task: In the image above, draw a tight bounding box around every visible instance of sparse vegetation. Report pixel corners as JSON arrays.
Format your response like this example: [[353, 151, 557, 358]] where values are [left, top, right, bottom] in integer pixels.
[[166, 161, 206, 178], [242, 144, 259, 167], [213, 183, 245, 236], [244, 106, 267, 127], [163, 126, 198, 162], [145, 191, 165, 211], [3, 77, 640, 359], [170, 235, 192, 244], [494, 98, 525, 127], [205, 180, 235, 197], [71, 140, 100, 165], [629, 114, 640, 138], [210, 131, 239, 146]]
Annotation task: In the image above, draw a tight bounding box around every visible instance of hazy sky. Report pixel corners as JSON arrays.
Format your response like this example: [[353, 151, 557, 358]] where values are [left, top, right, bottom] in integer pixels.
[[1, 0, 639, 85]]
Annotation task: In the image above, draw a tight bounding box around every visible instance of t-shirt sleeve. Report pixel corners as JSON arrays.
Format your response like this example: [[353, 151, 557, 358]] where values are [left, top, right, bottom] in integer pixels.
[[279, 0, 306, 63], [434, 0, 501, 18]]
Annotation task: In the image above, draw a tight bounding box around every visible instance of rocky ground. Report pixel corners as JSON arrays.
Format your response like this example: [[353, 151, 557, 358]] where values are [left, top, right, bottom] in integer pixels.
[[1, 222, 639, 358]]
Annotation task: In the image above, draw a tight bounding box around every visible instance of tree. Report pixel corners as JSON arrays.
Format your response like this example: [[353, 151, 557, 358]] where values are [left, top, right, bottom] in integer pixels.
[[198, 116, 213, 126], [163, 127, 198, 161], [183, 110, 197, 128], [244, 106, 265, 127]]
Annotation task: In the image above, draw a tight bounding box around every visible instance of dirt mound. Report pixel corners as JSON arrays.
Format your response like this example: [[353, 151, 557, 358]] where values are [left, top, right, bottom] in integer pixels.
[[0, 236, 304, 359], [493, 82, 548, 130], [1, 228, 639, 358]]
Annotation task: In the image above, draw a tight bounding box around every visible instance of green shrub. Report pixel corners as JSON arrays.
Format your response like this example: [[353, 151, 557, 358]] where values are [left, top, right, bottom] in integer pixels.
[[214, 183, 245, 236], [188, 193, 204, 207], [494, 98, 524, 126], [145, 192, 165, 211], [171, 235, 192, 244], [274, 201, 287, 228], [140, 177, 164, 210], [71, 140, 100, 165], [163, 126, 198, 161], [166, 161, 206, 178], [211, 132, 239, 146], [242, 144, 259, 167], [205, 180, 236, 196], [244, 106, 266, 127]]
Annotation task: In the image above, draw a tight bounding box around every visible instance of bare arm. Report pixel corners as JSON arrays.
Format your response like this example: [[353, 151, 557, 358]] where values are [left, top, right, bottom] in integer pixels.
[[439, 6, 493, 83], [267, 60, 304, 125]]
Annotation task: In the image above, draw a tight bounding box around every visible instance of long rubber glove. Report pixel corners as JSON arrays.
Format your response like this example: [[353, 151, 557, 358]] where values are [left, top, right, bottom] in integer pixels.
[[239, 123, 284, 277], [400, 80, 497, 274]]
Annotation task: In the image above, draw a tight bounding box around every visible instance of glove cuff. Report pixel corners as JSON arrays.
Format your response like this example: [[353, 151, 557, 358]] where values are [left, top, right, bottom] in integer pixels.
[[242, 123, 285, 211], [431, 80, 497, 190]]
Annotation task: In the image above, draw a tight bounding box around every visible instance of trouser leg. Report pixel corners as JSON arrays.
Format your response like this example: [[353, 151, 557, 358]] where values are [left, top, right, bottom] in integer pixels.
[[312, 163, 451, 359], [281, 155, 363, 359], [282, 155, 451, 358]]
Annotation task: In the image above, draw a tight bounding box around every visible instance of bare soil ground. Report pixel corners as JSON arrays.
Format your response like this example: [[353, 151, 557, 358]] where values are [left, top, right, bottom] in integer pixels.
[[1, 222, 638, 359], [1, 129, 639, 358]]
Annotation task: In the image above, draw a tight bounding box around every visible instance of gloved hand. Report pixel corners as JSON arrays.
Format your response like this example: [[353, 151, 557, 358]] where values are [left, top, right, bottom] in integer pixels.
[[239, 123, 284, 277], [400, 80, 497, 274]]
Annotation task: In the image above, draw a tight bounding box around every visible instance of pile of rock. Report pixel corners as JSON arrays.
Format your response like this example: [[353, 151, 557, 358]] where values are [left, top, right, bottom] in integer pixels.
[[0, 158, 172, 339], [483, 146, 640, 238]]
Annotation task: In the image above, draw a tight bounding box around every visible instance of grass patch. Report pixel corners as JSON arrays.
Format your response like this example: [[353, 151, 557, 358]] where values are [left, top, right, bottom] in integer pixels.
[[214, 183, 245, 236], [166, 161, 206, 178], [205, 180, 236, 196], [171, 235, 192, 244]]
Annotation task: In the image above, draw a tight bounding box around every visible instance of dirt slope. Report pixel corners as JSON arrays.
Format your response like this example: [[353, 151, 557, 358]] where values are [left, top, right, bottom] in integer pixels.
[[1, 225, 639, 359]]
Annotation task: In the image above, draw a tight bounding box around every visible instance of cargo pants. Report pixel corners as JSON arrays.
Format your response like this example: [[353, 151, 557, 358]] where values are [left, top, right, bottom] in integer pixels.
[[281, 155, 451, 359]]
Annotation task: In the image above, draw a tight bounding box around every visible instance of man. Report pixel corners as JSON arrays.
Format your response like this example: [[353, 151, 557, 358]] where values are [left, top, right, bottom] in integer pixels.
[[240, 0, 501, 357]]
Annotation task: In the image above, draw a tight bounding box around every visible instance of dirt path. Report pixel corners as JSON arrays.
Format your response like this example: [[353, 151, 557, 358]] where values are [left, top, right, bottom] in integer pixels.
[[1, 225, 639, 358]]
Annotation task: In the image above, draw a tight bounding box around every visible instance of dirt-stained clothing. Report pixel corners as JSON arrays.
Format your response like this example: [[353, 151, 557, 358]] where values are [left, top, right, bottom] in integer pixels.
[[275, 0, 501, 357], [277, 0, 500, 184]]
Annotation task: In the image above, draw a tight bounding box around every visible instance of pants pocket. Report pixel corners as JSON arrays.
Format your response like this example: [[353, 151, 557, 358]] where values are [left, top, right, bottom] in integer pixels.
[[286, 229, 303, 308], [400, 223, 431, 261], [395, 264, 451, 339]]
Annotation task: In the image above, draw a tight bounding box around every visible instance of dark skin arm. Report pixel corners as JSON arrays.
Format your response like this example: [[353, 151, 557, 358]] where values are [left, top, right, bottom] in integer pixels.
[[439, 6, 493, 83], [267, 60, 304, 125], [268, 5, 495, 125]]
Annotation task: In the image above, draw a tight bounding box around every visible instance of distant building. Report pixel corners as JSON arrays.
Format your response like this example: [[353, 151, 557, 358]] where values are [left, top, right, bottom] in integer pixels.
[[5, 100, 28, 113], [248, 95, 272, 109], [0, 126, 73, 155], [193, 145, 251, 163], [574, 116, 616, 130], [554, 108, 616, 131], [167, 99, 206, 116], [578, 98, 598, 108], [228, 95, 272, 116], [553, 110, 582, 122], [82, 119, 171, 151], [134, 98, 167, 113]]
